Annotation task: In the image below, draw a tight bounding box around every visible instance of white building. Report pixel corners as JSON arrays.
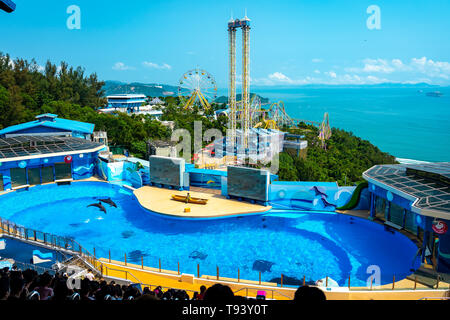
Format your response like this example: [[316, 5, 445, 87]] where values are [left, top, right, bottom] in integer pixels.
[[106, 94, 146, 111]]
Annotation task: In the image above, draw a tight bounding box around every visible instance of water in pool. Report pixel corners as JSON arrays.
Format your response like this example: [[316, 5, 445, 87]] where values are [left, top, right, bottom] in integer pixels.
[[0, 182, 420, 287]]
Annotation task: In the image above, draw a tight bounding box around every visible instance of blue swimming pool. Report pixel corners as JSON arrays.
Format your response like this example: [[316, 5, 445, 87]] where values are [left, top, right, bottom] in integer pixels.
[[0, 182, 420, 287]]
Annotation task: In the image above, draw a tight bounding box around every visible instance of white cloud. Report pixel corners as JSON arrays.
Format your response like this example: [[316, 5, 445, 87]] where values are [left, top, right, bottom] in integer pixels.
[[112, 62, 134, 71], [268, 72, 292, 82], [346, 57, 450, 80], [363, 59, 396, 73], [312, 58, 323, 63], [252, 56, 450, 86], [391, 59, 408, 70], [366, 75, 385, 83], [254, 70, 394, 86], [262, 72, 318, 85], [411, 57, 450, 79], [253, 72, 326, 86], [142, 61, 172, 70], [252, 72, 312, 85]]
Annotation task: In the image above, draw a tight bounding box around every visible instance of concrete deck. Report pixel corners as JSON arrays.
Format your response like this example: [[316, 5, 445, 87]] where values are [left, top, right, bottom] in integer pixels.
[[134, 186, 271, 218]]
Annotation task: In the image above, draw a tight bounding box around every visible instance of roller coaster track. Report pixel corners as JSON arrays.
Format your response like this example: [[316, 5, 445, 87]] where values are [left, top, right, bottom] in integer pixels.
[[253, 101, 320, 129]]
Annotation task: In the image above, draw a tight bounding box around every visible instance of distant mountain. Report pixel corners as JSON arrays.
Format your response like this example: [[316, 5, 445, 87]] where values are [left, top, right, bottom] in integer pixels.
[[251, 82, 442, 89], [215, 93, 270, 104], [102, 81, 187, 97], [103, 81, 271, 104]]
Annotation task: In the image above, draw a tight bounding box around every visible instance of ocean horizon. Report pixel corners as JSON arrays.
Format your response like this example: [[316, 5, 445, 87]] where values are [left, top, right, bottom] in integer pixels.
[[217, 86, 450, 162]]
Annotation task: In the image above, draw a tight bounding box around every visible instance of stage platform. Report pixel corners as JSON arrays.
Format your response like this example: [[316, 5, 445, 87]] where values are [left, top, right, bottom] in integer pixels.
[[134, 186, 271, 218]]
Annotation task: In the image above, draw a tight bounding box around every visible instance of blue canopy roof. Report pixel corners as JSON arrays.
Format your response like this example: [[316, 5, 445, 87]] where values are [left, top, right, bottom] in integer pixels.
[[0, 114, 95, 136]]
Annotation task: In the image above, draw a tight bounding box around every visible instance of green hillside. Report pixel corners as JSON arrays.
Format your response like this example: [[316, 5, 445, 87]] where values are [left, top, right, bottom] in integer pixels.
[[215, 93, 270, 104], [102, 81, 186, 97]]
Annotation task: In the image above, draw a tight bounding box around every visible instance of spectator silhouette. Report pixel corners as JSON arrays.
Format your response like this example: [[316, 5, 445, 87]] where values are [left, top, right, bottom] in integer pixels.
[[293, 285, 326, 302], [34, 272, 53, 300], [197, 285, 207, 300], [203, 284, 234, 302], [0, 275, 10, 300]]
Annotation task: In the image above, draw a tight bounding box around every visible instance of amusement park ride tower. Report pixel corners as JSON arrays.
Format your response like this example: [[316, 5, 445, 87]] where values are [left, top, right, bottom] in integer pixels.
[[228, 15, 251, 150]]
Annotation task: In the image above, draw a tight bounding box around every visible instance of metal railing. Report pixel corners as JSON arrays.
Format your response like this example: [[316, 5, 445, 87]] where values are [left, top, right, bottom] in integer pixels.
[[2, 216, 448, 298], [0, 217, 147, 287], [0, 217, 98, 270], [96, 249, 450, 294], [139, 283, 199, 296], [11, 260, 56, 275], [233, 287, 293, 300], [1, 217, 293, 299], [96, 262, 142, 284]]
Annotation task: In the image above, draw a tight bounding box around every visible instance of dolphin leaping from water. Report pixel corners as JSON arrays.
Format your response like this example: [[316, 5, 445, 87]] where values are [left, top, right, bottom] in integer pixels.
[[99, 198, 117, 208], [87, 202, 107, 214]]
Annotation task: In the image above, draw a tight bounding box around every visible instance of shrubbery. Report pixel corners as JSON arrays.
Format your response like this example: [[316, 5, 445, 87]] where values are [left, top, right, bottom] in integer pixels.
[[278, 126, 397, 185]]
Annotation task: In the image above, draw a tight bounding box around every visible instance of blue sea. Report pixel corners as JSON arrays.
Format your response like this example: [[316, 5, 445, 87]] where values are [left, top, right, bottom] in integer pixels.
[[223, 86, 450, 162]]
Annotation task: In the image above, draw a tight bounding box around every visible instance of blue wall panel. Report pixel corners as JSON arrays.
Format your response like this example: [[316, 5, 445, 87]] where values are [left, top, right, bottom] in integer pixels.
[[368, 183, 413, 211], [0, 151, 97, 190], [269, 181, 354, 211]]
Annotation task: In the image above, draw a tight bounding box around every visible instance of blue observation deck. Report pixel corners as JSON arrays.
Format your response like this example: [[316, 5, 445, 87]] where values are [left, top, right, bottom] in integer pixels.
[[228, 18, 250, 29]]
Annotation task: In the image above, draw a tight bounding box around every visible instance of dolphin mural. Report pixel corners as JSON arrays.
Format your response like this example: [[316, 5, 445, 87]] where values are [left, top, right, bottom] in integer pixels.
[[87, 202, 107, 214], [310, 186, 328, 198], [320, 197, 337, 209]]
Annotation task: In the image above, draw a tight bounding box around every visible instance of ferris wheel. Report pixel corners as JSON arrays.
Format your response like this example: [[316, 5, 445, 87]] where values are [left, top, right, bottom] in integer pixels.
[[178, 68, 217, 110]]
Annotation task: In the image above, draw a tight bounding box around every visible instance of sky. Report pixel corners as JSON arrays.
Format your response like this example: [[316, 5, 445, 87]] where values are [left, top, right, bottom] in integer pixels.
[[1, 0, 450, 87]]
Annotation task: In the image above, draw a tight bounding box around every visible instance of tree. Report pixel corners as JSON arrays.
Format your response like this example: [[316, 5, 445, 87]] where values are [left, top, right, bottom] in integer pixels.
[[277, 126, 397, 184], [278, 152, 298, 181]]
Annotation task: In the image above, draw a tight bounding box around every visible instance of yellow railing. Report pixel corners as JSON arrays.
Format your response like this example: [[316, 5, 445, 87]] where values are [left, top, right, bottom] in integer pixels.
[[233, 287, 292, 300]]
